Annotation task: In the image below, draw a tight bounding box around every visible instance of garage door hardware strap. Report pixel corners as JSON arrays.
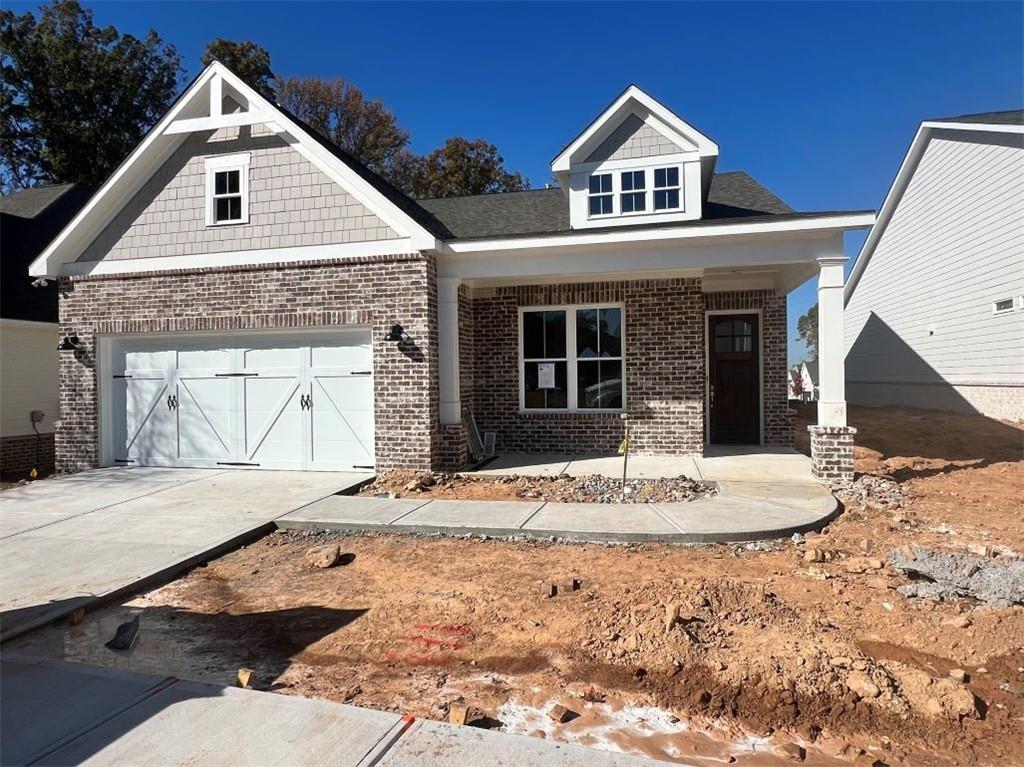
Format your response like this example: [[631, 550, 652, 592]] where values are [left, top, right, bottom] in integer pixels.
[[214, 372, 259, 377], [216, 461, 260, 466]]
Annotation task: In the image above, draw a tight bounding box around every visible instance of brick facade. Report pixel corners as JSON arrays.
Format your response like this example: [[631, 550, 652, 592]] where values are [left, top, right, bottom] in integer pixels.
[[54, 254, 439, 474], [808, 425, 856, 484], [437, 280, 793, 465], [705, 289, 793, 447], [0, 433, 55, 479]]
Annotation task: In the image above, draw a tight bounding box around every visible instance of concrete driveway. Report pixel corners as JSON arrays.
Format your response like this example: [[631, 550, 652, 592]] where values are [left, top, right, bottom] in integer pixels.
[[0, 468, 370, 642]]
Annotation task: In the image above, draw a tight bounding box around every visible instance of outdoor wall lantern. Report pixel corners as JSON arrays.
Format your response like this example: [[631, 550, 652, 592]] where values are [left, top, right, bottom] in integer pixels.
[[385, 324, 411, 343], [57, 335, 82, 351]]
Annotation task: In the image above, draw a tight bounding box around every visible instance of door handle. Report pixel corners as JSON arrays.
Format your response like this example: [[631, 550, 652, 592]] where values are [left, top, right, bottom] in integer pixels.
[[299, 394, 311, 410], [167, 394, 178, 410]]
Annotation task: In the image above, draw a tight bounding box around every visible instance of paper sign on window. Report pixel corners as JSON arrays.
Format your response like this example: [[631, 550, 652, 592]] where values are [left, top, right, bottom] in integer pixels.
[[537, 362, 556, 389]]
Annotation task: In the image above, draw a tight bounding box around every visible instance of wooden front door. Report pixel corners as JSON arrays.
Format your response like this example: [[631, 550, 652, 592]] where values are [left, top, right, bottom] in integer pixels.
[[708, 314, 760, 444]]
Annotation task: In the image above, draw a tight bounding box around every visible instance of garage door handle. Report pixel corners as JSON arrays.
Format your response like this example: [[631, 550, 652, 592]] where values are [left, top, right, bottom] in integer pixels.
[[299, 394, 311, 410], [214, 372, 259, 377], [167, 394, 178, 410]]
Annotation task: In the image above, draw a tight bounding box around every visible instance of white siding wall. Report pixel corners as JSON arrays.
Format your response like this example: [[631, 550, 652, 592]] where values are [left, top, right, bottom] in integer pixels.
[[845, 131, 1024, 392], [0, 320, 59, 437]]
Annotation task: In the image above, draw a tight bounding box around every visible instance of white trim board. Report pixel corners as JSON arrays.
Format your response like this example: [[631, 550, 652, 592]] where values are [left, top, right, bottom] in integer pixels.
[[64, 240, 416, 277]]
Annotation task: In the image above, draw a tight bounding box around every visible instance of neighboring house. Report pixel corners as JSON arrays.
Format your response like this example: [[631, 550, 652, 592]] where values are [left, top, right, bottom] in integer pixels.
[[845, 110, 1024, 421], [788, 360, 818, 401], [1, 183, 90, 478], [29, 63, 873, 483]]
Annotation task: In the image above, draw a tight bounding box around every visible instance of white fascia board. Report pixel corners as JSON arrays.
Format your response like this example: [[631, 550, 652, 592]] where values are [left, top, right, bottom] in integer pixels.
[[164, 111, 280, 134], [920, 120, 1024, 134], [551, 85, 719, 173], [63, 239, 416, 278], [442, 212, 875, 255], [30, 62, 437, 278], [440, 231, 848, 283]]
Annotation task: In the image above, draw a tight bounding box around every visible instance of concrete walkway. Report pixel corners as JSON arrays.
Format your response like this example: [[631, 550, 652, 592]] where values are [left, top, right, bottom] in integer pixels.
[[278, 448, 839, 543], [0, 468, 370, 642], [1, 654, 658, 766]]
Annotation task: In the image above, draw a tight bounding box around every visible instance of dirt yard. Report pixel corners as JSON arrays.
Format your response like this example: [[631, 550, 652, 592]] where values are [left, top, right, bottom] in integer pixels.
[[14, 405, 1023, 766]]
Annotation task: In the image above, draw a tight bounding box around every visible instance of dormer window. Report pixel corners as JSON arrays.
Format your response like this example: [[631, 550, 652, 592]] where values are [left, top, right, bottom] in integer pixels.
[[620, 171, 646, 213], [205, 153, 251, 226], [654, 167, 681, 210], [588, 174, 613, 216]]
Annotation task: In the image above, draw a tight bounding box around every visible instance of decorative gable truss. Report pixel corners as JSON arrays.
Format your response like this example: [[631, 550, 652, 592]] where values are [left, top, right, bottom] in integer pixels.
[[30, 62, 442, 278], [551, 85, 719, 230]]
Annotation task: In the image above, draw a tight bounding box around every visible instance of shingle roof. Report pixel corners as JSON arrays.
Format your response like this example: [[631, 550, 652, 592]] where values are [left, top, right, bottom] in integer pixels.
[[1, 183, 90, 322], [929, 109, 1024, 126], [0, 183, 78, 218], [418, 171, 801, 240]]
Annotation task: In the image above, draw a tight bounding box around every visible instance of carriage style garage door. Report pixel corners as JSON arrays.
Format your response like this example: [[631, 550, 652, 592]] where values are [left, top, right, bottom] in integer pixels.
[[104, 330, 374, 471]]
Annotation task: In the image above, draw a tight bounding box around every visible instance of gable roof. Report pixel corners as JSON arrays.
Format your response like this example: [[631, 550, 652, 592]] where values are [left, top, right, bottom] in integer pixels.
[[846, 109, 1024, 303], [0, 183, 79, 219], [550, 84, 718, 174], [30, 62, 445, 277], [419, 171, 798, 240]]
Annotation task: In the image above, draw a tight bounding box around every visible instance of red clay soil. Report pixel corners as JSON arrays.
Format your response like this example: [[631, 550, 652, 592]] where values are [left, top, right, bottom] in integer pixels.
[[14, 405, 1023, 766]]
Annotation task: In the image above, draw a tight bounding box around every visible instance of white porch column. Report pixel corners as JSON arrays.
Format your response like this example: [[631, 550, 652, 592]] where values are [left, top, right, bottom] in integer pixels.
[[438, 277, 462, 425], [816, 256, 848, 427]]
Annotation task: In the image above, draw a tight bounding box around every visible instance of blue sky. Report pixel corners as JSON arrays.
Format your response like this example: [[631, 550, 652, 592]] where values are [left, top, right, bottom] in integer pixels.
[[14, 1, 1023, 363]]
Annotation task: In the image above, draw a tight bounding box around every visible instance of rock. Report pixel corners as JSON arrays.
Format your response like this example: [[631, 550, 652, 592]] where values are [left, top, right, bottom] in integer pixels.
[[943, 614, 972, 629], [449, 704, 487, 726], [830, 656, 853, 669], [305, 544, 341, 569], [237, 667, 254, 688], [664, 603, 680, 632], [105, 615, 140, 651], [866, 558, 884, 570], [549, 704, 578, 723], [804, 549, 822, 563], [778, 742, 806, 761], [949, 668, 968, 684], [543, 583, 557, 598], [966, 543, 989, 557], [846, 671, 880, 699]]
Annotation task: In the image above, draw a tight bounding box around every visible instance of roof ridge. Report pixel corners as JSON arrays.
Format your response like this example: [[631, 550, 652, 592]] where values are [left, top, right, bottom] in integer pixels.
[[418, 187, 560, 203]]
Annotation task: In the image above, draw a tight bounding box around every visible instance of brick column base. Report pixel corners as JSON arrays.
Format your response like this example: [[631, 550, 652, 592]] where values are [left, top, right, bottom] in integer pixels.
[[808, 425, 857, 485], [438, 423, 469, 472]]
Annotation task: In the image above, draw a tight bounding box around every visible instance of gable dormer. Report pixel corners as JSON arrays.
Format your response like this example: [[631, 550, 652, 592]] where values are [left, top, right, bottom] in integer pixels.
[[551, 85, 718, 230]]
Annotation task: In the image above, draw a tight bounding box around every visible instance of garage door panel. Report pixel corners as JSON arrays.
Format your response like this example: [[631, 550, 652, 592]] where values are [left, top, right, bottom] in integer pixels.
[[122, 378, 174, 464], [310, 375, 374, 469], [311, 341, 372, 370], [243, 377, 304, 469], [242, 346, 304, 371], [177, 377, 233, 463]]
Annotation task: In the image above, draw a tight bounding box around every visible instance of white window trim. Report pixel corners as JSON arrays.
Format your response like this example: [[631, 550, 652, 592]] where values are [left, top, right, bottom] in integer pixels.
[[586, 164, 683, 220], [653, 166, 682, 212], [205, 152, 251, 226], [518, 303, 626, 413], [993, 297, 1016, 315], [587, 173, 614, 218]]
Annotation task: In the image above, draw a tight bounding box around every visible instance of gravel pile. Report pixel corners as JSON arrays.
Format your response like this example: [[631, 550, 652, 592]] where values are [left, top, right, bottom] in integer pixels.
[[361, 471, 716, 504], [834, 474, 908, 509]]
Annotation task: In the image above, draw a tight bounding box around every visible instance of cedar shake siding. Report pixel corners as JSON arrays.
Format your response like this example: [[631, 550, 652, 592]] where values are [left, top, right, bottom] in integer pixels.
[[55, 255, 439, 473], [78, 125, 399, 264]]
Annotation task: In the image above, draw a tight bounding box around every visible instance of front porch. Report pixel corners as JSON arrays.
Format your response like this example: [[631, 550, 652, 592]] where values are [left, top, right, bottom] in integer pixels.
[[435, 242, 855, 482]]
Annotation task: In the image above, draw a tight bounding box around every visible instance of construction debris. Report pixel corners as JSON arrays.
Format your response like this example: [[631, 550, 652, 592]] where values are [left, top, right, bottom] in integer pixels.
[[361, 471, 715, 504], [833, 474, 908, 509], [889, 546, 1024, 606], [105, 615, 140, 651], [237, 667, 255, 688], [549, 704, 578, 723]]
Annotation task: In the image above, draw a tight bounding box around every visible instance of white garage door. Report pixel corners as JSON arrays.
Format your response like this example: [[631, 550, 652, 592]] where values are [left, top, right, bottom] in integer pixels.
[[107, 330, 375, 471]]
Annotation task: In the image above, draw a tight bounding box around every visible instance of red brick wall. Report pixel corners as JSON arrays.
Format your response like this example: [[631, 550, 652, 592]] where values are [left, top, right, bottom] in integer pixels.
[[55, 254, 440, 473], [468, 278, 706, 455], [704, 289, 793, 446], [0, 433, 55, 479]]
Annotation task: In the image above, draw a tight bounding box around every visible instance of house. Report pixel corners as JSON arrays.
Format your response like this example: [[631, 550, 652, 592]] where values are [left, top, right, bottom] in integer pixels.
[[29, 63, 873, 483], [845, 110, 1024, 421], [1, 183, 90, 479], [788, 360, 818, 402]]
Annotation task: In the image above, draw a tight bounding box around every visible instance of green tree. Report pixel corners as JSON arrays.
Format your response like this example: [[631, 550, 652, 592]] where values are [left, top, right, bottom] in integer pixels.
[[403, 137, 530, 198], [201, 38, 275, 101], [276, 75, 411, 181], [0, 0, 182, 191], [796, 303, 819, 361]]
